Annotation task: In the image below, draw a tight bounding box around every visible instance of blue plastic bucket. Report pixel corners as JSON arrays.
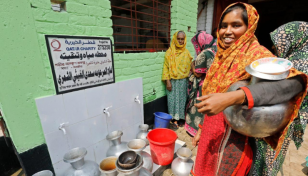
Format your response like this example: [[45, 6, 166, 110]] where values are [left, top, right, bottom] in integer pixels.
[[154, 112, 172, 129]]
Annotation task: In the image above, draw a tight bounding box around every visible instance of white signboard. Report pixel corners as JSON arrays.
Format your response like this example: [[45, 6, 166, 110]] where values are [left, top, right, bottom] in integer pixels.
[[45, 35, 115, 94]]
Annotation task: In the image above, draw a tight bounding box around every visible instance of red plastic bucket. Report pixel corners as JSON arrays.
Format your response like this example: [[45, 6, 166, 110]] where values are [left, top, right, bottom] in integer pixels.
[[147, 128, 177, 165]]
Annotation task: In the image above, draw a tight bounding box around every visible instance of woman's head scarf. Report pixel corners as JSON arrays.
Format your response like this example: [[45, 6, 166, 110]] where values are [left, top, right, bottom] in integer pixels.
[[191, 31, 217, 73], [263, 21, 308, 157], [191, 31, 216, 56], [201, 2, 274, 95], [162, 31, 192, 80], [271, 21, 308, 74]]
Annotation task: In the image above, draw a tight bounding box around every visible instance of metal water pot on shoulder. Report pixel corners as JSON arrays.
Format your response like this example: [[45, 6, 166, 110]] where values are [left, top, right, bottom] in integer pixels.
[[223, 59, 294, 138]]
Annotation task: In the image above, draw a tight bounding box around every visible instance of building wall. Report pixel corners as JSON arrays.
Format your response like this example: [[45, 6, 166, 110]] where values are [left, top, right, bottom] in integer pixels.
[[0, 0, 198, 168], [197, 0, 207, 31], [197, 0, 215, 33], [206, 0, 215, 33], [0, 0, 54, 154]]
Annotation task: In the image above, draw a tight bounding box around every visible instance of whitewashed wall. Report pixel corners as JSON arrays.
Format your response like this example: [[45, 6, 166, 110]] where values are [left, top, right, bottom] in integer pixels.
[[206, 0, 215, 33], [35, 78, 144, 175], [197, 0, 207, 31], [197, 0, 215, 33]]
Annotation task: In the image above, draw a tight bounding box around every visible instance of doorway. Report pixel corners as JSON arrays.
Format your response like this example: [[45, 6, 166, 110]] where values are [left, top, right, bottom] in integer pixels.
[[251, 0, 308, 52], [0, 111, 22, 176]]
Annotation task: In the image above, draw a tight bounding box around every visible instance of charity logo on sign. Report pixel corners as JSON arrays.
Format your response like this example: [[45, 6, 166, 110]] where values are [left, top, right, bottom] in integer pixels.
[[45, 35, 115, 94], [51, 39, 61, 51]]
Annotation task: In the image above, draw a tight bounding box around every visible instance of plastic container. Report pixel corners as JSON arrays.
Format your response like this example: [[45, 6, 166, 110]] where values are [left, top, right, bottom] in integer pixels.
[[147, 128, 177, 165], [154, 112, 172, 129]]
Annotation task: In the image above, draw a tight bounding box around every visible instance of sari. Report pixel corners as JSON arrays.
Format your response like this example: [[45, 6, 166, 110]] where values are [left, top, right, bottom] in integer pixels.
[[162, 31, 192, 120], [252, 21, 308, 176], [185, 31, 217, 136], [193, 2, 308, 174], [192, 4, 274, 175], [192, 2, 302, 175], [162, 31, 192, 80]]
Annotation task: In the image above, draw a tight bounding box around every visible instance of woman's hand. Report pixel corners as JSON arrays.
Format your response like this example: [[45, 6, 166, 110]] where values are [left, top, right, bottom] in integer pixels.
[[192, 128, 202, 147], [191, 61, 203, 77], [191, 61, 195, 72], [194, 72, 203, 78], [195, 90, 245, 116], [166, 80, 172, 91]]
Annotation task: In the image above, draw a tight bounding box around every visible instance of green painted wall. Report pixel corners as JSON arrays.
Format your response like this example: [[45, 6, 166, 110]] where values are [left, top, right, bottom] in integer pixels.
[[115, 0, 198, 103], [0, 0, 54, 152], [0, 0, 197, 153]]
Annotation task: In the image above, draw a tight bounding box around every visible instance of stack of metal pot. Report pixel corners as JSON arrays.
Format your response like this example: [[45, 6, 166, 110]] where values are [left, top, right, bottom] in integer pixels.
[[127, 139, 153, 172], [116, 152, 152, 176]]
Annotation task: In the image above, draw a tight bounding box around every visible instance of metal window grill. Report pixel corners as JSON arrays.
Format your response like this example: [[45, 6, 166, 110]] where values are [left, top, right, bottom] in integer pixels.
[[110, 0, 171, 52]]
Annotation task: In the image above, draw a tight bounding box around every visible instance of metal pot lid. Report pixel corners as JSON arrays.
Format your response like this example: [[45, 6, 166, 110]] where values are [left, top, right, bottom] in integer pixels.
[[245, 65, 289, 80]]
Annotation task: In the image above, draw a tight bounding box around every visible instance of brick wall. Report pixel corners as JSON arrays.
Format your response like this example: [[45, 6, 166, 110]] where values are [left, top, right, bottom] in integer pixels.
[[29, 0, 198, 104], [0, 0, 199, 167], [115, 0, 198, 103], [171, 0, 198, 54], [29, 0, 114, 96]]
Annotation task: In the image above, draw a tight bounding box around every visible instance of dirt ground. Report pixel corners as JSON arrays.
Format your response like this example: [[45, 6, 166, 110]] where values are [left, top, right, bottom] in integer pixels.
[[160, 126, 308, 176]]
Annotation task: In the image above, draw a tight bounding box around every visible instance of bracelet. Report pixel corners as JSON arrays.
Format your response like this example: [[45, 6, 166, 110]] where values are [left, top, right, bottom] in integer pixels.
[[240, 89, 247, 105]]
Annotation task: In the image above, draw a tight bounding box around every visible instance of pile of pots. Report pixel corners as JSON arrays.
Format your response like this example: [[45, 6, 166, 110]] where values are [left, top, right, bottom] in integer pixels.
[[101, 124, 153, 176], [32, 123, 195, 176]]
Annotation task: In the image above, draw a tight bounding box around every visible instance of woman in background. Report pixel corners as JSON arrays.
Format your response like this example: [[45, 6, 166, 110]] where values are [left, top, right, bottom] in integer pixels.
[[185, 31, 217, 136], [162, 31, 192, 128], [250, 21, 308, 176]]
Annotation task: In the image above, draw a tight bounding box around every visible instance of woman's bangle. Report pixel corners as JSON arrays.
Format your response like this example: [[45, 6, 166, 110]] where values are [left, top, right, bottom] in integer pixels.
[[240, 89, 247, 105]]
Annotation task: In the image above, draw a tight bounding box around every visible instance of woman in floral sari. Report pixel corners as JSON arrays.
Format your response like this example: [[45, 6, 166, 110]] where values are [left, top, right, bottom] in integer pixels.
[[185, 31, 217, 136], [191, 3, 307, 176], [162, 31, 192, 128]]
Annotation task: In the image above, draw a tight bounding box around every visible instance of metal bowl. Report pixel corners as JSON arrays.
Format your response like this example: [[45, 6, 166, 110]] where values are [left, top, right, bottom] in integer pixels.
[[176, 147, 192, 160], [99, 156, 118, 176], [127, 139, 146, 152], [117, 151, 138, 169], [116, 154, 144, 175], [250, 57, 293, 75]]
